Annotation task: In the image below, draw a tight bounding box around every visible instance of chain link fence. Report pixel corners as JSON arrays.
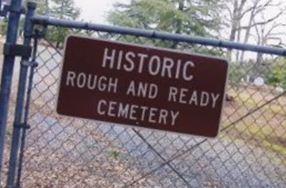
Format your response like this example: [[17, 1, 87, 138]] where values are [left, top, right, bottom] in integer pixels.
[[18, 27, 286, 187]]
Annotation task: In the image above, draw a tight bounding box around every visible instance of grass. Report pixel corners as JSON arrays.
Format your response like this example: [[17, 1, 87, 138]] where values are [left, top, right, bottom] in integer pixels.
[[108, 150, 121, 160], [223, 86, 286, 160], [262, 139, 286, 156], [269, 105, 286, 116], [223, 117, 286, 157], [228, 86, 286, 117], [247, 125, 286, 156], [222, 123, 286, 167]]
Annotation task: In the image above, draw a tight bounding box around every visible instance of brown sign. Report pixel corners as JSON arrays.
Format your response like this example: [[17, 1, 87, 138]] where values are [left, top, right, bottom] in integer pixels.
[[57, 35, 228, 137]]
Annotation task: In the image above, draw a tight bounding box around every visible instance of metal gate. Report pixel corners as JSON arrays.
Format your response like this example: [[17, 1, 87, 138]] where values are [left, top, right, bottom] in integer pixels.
[[0, 1, 286, 187]]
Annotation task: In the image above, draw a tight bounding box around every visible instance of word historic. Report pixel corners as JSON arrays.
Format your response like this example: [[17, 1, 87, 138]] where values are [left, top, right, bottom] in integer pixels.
[[102, 48, 196, 81]]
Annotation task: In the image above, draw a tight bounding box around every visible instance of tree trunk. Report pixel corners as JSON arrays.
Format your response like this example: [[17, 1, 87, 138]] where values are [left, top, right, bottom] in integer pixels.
[[239, 0, 259, 64], [227, 0, 239, 61], [171, 0, 184, 49], [56, 41, 60, 49]]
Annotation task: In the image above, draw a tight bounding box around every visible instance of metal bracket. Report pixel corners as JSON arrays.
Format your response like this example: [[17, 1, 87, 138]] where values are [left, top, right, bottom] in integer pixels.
[[0, 5, 25, 17], [35, 26, 48, 39], [23, 27, 47, 40], [0, 5, 9, 17], [14, 123, 30, 130], [3, 43, 32, 58], [21, 60, 38, 68], [9, 5, 25, 14]]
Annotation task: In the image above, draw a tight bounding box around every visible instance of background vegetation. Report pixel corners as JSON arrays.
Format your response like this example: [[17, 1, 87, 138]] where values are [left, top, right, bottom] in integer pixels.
[[0, 0, 285, 88]]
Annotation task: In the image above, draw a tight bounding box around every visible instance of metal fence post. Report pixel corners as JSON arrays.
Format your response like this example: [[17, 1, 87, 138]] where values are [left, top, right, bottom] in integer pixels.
[[0, 0, 24, 182], [16, 34, 39, 187], [6, 2, 36, 187]]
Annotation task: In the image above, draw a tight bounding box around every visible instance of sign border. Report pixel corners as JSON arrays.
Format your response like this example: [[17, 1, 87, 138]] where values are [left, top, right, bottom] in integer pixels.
[[55, 34, 229, 138]]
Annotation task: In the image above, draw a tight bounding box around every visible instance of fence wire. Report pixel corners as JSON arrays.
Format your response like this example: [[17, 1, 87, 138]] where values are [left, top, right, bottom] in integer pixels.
[[19, 27, 286, 187]]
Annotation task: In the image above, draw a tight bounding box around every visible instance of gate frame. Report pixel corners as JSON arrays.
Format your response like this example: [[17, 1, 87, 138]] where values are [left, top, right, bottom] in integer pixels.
[[6, 2, 36, 187], [0, 1, 285, 187], [0, 0, 26, 184]]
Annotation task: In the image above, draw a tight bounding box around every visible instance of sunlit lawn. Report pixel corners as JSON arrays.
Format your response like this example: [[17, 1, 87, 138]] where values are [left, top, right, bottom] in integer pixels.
[[221, 85, 286, 158]]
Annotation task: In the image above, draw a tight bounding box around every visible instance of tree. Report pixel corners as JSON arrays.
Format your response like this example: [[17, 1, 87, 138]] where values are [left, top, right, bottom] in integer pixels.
[[267, 58, 286, 89], [36, 0, 50, 15], [51, 0, 80, 20], [24, 0, 80, 48], [47, 0, 80, 48], [0, 18, 8, 36], [223, 0, 286, 62], [107, 0, 223, 52]]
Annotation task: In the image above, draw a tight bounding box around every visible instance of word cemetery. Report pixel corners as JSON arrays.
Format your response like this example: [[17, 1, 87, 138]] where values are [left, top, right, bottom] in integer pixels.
[[57, 36, 228, 137]]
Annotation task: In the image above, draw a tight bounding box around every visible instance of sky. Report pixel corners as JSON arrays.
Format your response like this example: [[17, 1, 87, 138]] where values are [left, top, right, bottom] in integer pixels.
[[73, 0, 285, 24], [73, 0, 285, 48], [74, 0, 129, 23]]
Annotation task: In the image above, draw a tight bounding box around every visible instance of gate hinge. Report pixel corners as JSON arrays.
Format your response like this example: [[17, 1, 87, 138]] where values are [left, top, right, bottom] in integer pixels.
[[0, 5, 25, 17], [3, 43, 32, 58], [14, 123, 30, 130]]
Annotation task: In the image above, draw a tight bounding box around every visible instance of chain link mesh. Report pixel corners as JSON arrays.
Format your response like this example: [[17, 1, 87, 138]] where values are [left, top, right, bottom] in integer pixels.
[[20, 27, 286, 187]]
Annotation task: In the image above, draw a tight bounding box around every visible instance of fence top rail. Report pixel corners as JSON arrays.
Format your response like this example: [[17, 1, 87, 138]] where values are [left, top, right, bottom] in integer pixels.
[[31, 15, 286, 57]]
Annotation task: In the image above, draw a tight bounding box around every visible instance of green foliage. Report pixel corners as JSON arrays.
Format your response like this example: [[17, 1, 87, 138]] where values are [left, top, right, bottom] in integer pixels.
[[0, 18, 8, 36], [48, 0, 80, 48], [108, 0, 221, 35], [34, 0, 50, 15], [227, 57, 286, 89], [267, 58, 286, 89], [0, 0, 80, 46], [42, 0, 80, 48], [108, 150, 120, 160], [228, 60, 279, 88], [46, 27, 70, 48], [51, 0, 80, 20], [107, 0, 223, 53], [228, 63, 250, 86]]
